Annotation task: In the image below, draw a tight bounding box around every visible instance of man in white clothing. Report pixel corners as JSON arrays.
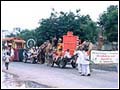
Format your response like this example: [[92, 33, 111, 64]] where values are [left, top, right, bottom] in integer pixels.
[[64, 49, 71, 59], [81, 48, 90, 76], [74, 46, 84, 74]]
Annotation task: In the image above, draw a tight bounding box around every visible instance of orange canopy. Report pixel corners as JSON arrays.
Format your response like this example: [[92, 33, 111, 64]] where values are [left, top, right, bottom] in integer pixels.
[[2, 37, 25, 43], [14, 39, 26, 43]]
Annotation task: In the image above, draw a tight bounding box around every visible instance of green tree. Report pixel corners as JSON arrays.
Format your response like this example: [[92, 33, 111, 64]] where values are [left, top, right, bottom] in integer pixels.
[[35, 9, 98, 45], [98, 5, 118, 42], [18, 9, 98, 46], [18, 29, 37, 47]]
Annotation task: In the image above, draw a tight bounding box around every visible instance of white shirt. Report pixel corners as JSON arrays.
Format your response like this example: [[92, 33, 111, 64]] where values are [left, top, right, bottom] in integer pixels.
[[64, 51, 71, 58], [74, 50, 89, 64], [5, 55, 10, 62], [83, 51, 90, 64], [74, 50, 84, 64]]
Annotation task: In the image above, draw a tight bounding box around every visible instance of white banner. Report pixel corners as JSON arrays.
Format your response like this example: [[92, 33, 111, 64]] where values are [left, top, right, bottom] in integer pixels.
[[91, 50, 118, 64]]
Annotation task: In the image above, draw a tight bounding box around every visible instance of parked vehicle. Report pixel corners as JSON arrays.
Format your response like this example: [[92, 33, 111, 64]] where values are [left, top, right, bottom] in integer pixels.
[[23, 50, 37, 64]]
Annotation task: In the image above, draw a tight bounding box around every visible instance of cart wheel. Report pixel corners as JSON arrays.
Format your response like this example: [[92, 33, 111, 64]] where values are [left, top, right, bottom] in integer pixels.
[[23, 58, 27, 63], [35, 58, 38, 63], [58, 58, 67, 68], [30, 58, 34, 64], [50, 60, 54, 67], [71, 61, 76, 68]]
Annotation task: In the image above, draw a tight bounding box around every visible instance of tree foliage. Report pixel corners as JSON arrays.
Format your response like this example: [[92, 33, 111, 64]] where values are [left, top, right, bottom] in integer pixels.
[[98, 5, 118, 42], [17, 8, 102, 46], [18, 29, 37, 46], [34, 9, 98, 46]]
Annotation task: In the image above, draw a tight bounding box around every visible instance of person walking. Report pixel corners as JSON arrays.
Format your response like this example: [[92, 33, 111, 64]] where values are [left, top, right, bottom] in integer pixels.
[[74, 46, 84, 74], [81, 47, 91, 76], [5, 52, 10, 70]]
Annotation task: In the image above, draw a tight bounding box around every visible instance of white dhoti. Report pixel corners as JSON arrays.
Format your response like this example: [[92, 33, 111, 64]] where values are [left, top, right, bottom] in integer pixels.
[[81, 64, 90, 75], [77, 63, 82, 73]]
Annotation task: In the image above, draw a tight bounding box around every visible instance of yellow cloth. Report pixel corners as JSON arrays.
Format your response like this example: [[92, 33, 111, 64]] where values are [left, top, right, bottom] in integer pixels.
[[57, 43, 63, 50], [56, 43, 63, 57]]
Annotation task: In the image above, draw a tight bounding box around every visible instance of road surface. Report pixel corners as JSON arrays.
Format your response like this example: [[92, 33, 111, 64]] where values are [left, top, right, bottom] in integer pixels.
[[2, 62, 118, 89]]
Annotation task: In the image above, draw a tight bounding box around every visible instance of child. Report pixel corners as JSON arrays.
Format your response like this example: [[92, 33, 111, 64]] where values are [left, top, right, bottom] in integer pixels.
[[5, 52, 10, 70]]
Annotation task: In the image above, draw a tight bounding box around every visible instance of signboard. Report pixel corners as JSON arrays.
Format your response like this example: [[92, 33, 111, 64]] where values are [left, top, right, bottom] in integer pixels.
[[91, 50, 118, 64]]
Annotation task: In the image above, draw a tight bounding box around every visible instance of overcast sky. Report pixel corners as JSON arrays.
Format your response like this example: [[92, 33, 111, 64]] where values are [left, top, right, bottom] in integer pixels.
[[1, 1, 119, 32]]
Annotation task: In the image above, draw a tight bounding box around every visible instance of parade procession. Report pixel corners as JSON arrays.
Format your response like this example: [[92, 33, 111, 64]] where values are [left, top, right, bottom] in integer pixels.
[[1, 1, 118, 89]]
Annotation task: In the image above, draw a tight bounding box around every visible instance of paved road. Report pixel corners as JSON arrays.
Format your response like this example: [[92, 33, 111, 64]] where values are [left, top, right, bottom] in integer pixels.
[[2, 72, 51, 88], [2, 62, 118, 88], [91, 64, 118, 71]]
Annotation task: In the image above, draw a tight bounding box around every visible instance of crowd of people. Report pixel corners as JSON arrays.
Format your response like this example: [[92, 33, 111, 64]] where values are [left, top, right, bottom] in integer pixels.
[[42, 37, 92, 76], [2, 36, 92, 76]]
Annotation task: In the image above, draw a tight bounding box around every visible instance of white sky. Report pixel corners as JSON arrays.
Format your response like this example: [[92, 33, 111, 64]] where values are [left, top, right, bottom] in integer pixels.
[[1, 1, 119, 32]]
